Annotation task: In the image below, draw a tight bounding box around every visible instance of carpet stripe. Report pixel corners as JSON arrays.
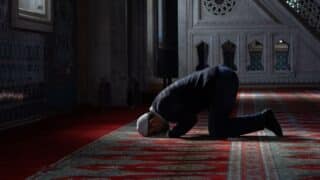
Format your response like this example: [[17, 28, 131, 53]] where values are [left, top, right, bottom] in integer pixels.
[[227, 95, 243, 180], [256, 90, 280, 180]]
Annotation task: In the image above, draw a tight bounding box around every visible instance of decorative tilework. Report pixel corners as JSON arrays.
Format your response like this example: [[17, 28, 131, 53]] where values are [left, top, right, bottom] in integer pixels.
[[247, 52, 264, 71], [275, 52, 291, 71], [0, 0, 75, 125]]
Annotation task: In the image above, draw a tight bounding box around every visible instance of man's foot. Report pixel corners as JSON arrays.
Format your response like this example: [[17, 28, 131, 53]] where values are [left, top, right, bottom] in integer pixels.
[[263, 109, 283, 137]]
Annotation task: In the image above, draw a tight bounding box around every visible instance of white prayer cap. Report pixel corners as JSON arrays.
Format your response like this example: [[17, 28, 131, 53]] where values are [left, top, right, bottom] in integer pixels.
[[136, 112, 153, 137]]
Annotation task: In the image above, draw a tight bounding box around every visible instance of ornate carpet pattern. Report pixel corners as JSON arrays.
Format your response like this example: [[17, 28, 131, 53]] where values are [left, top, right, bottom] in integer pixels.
[[29, 90, 320, 180]]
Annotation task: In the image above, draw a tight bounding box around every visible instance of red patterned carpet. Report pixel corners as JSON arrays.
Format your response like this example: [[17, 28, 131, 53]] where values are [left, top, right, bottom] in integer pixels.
[[25, 90, 320, 180], [25, 89, 320, 180], [0, 108, 147, 180]]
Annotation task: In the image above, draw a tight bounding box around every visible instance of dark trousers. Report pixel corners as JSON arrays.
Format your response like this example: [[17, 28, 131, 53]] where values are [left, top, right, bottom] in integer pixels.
[[208, 67, 265, 137]]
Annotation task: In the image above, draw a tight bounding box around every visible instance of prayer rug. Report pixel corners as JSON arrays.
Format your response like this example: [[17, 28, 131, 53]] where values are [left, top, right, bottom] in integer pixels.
[[29, 90, 320, 179]]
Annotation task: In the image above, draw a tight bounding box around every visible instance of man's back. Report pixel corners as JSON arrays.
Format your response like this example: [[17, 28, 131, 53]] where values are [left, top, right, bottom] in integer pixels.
[[151, 66, 221, 123]]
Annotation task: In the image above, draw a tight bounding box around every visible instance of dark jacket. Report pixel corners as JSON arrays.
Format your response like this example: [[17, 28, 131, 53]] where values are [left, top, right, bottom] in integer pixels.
[[150, 65, 232, 137]]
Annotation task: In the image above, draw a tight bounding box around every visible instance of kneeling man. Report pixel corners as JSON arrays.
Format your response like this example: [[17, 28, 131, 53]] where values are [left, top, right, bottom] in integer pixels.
[[136, 65, 283, 138]]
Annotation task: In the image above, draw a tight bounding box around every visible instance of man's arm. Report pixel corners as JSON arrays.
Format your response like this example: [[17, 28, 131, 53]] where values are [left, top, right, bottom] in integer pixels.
[[168, 116, 197, 138]]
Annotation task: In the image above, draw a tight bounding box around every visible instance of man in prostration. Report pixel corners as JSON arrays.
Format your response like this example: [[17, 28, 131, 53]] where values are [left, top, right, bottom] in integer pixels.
[[136, 65, 283, 138]]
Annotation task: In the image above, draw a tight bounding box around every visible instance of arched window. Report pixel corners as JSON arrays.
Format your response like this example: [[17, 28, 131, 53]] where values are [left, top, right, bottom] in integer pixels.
[[196, 41, 209, 71], [222, 41, 237, 71], [274, 40, 290, 71], [247, 41, 264, 71]]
